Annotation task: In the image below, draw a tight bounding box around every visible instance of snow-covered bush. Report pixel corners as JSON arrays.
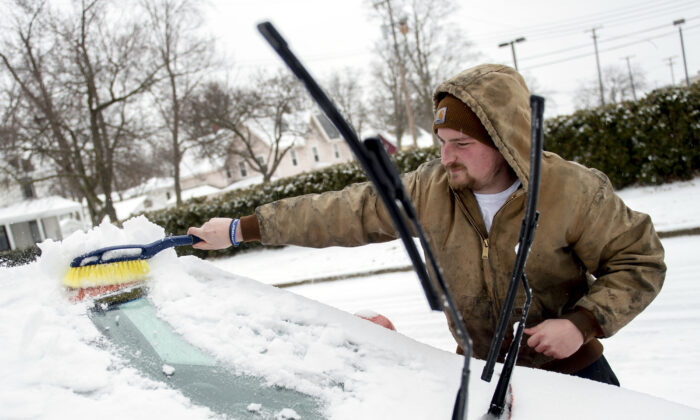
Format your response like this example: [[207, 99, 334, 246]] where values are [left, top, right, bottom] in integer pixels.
[[0, 246, 41, 267], [545, 83, 700, 189]]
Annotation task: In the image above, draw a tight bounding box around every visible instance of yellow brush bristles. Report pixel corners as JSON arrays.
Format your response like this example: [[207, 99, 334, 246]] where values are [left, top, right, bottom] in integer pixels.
[[63, 260, 150, 289]]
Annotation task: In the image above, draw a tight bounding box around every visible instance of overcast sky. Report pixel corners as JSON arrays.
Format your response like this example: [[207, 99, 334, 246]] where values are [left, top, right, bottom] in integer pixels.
[[203, 0, 700, 118]]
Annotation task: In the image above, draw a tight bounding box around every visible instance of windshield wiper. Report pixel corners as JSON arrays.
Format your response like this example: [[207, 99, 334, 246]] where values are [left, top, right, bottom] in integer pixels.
[[257, 21, 473, 420], [481, 94, 544, 417]]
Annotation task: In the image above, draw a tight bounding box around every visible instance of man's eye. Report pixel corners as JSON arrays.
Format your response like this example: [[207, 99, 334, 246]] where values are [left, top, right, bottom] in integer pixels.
[[458, 142, 470, 147]]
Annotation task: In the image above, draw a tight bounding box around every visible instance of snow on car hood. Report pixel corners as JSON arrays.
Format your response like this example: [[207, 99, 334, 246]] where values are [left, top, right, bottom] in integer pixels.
[[1, 216, 698, 419]]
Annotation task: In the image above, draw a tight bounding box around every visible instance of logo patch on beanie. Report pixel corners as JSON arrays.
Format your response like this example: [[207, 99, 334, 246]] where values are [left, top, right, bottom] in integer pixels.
[[434, 107, 447, 125]]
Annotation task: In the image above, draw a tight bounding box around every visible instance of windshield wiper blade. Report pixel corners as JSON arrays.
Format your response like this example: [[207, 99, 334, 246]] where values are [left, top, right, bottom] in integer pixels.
[[481, 94, 545, 417], [257, 21, 473, 420]]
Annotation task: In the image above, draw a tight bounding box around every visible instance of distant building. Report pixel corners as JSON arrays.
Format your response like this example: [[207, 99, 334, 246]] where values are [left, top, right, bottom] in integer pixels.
[[0, 196, 87, 251], [271, 113, 354, 177], [0, 155, 87, 250]]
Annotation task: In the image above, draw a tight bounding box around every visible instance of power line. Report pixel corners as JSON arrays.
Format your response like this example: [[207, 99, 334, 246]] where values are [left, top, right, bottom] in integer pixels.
[[522, 1, 700, 41], [470, 0, 700, 42], [521, 24, 700, 70], [519, 15, 700, 62]]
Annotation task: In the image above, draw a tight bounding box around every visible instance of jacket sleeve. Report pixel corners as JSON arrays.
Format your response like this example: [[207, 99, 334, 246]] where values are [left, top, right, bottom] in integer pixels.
[[570, 172, 666, 338], [255, 170, 423, 247]]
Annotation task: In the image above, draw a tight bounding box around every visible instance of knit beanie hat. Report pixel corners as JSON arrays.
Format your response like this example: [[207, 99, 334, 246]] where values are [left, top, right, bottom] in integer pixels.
[[433, 94, 494, 147]]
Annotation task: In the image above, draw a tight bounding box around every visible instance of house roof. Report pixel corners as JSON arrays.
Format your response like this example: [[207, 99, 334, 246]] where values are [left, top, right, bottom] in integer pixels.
[[0, 196, 82, 225], [166, 184, 221, 205], [246, 115, 306, 150], [178, 149, 226, 179], [114, 195, 150, 221], [369, 126, 436, 150], [221, 175, 272, 193], [313, 113, 341, 141]]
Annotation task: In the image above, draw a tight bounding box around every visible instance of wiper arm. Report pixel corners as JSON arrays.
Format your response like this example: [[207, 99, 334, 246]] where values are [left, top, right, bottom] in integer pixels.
[[257, 21, 473, 420], [481, 95, 545, 417]]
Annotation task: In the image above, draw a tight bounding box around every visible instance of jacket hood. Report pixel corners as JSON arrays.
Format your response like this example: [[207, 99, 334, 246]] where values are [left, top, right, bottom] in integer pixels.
[[433, 64, 532, 189]]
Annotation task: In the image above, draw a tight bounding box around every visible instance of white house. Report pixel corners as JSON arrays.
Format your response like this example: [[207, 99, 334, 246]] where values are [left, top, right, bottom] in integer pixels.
[[0, 196, 87, 251], [0, 155, 87, 251]]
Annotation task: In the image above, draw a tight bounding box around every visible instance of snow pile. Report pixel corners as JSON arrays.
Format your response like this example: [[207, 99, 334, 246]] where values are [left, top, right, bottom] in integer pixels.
[[0, 218, 216, 419], [0, 216, 698, 419]]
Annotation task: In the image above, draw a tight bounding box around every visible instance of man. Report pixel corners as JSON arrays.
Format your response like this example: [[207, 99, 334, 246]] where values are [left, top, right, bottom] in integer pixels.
[[188, 64, 665, 385]]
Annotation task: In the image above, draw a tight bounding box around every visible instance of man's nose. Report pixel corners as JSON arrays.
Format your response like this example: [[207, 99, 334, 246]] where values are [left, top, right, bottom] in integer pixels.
[[441, 144, 454, 166]]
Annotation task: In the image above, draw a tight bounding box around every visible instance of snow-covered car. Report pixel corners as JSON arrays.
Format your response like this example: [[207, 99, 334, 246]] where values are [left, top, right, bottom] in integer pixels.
[[2, 217, 699, 419]]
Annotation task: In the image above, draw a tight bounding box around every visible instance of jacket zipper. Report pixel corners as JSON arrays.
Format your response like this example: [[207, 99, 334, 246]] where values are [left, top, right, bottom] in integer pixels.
[[488, 190, 524, 292], [454, 188, 524, 312]]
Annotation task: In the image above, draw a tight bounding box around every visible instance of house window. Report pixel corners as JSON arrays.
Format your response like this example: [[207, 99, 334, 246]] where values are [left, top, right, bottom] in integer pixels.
[[333, 143, 340, 159], [28, 220, 42, 243], [239, 160, 248, 177], [312, 147, 320, 163], [166, 191, 171, 200], [290, 149, 298, 166], [41, 216, 62, 241], [10, 221, 43, 249], [0, 225, 10, 251], [226, 167, 232, 178]]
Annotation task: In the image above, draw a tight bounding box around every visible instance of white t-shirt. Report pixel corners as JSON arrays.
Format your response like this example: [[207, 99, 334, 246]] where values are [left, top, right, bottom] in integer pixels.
[[473, 180, 521, 233]]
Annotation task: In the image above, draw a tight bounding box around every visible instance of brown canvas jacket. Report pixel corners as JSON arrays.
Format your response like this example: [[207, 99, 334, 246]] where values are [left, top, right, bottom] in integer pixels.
[[253, 64, 666, 372]]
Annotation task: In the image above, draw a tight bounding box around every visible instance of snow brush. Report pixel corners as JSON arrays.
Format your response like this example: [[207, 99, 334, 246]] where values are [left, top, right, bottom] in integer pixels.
[[63, 235, 201, 300]]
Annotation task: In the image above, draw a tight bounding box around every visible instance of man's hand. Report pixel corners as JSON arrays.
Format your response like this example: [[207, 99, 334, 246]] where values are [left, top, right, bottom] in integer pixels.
[[524, 319, 584, 359], [188, 217, 236, 250]]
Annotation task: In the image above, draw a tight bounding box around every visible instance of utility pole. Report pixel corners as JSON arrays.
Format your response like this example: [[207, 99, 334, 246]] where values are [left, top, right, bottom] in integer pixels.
[[383, 0, 417, 149], [673, 19, 690, 87], [498, 37, 526, 71], [664, 56, 678, 86], [621, 55, 637, 101], [587, 27, 605, 107]]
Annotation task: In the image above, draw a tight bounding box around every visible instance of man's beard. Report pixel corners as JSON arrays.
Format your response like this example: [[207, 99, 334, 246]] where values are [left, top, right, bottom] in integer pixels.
[[445, 163, 477, 191]]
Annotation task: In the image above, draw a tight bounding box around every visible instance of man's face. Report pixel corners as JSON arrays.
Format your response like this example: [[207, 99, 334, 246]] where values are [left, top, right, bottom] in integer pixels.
[[438, 127, 512, 194]]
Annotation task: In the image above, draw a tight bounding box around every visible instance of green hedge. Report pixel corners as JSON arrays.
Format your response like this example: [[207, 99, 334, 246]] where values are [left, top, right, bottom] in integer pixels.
[[544, 83, 700, 189], [145, 146, 440, 259]]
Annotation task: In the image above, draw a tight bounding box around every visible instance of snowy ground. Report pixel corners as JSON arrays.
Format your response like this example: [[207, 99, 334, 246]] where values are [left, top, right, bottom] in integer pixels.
[[1, 178, 699, 419]]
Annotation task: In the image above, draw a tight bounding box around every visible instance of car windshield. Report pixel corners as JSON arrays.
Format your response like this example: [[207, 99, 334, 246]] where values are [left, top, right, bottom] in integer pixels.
[[89, 288, 324, 419]]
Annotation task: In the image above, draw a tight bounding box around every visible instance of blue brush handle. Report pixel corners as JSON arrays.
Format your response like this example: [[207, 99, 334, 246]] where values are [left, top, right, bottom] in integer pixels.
[[71, 235, 202, 267]]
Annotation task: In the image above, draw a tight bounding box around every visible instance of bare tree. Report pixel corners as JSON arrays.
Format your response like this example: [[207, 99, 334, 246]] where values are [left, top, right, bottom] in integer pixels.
[[369, 48, 408, 146], [369, 0, 478, 147], [575, 64, 648, 109], [142, 0, 214, 206], [186, 71, 309, 184], [0, 0, 163, 224], [325, 69, 369, 138]]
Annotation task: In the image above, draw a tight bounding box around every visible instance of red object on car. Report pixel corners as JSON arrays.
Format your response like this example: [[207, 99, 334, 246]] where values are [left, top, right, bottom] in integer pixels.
[[354, 310, 396, 331]]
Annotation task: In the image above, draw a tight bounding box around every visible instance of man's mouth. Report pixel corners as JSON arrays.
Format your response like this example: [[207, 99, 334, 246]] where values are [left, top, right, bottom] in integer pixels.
[[446, 164, 467, 174]]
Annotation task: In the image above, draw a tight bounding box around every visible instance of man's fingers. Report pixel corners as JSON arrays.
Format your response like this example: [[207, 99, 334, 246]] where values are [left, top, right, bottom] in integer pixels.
[[526, 332, 541, 349], [187, 227, 206, 249], [524, 323, 541, 335]]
